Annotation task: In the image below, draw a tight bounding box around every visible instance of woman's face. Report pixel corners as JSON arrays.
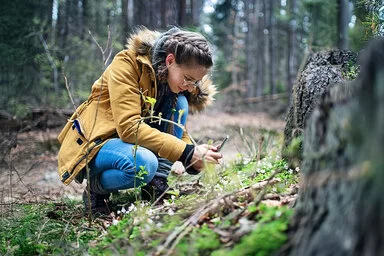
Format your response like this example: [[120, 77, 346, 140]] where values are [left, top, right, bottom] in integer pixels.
[[166, 54, 208, 94]]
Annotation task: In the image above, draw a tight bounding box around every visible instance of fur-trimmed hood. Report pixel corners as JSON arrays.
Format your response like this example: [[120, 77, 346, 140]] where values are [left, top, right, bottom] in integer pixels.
[[125, 27, 217, 113]]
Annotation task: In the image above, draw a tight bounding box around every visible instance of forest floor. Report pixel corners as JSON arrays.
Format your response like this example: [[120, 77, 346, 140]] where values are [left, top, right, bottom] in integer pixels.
[[0, 109, 286, 205], [1, 108, 300, 255]]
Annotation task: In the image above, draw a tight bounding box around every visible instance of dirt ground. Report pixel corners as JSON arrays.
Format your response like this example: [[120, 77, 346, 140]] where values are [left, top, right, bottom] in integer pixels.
[[0, 110, 286, 206]]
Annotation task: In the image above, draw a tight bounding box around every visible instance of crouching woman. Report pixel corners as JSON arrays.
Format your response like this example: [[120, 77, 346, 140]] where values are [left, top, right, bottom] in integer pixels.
[[57, 27, 222, 215]]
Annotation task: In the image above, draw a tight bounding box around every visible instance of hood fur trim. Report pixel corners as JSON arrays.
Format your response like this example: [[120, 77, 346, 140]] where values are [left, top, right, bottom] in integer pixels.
[[125, 27, 160, 56], [125, 27, 217, 113]]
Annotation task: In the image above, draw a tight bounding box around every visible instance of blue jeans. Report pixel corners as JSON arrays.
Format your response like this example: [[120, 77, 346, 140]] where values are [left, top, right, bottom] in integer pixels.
[[88, 94, 188, 191]]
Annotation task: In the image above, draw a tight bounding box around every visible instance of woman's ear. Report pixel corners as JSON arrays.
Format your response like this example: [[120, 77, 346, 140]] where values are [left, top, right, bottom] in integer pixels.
[[166, 53, 175, 67]]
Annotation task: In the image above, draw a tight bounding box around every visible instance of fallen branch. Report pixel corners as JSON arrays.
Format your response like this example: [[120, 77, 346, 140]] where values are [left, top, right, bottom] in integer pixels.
[[155, 177, 281, 255]]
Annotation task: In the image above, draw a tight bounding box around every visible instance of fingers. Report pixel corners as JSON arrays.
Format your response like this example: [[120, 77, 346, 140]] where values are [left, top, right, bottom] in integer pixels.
[[196, 144, 219, 155], [194, 148, 222, 164]]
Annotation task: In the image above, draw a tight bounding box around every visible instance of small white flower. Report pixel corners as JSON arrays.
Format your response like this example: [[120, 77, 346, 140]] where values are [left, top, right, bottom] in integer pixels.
[[295, 167, 300, 173], [167, 208, 175, 216], [112, 219, 120, 225], [128, 204, 136, 212]]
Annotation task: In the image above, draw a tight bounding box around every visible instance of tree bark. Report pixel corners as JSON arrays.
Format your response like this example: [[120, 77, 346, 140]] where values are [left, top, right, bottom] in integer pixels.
[[279, 37, 384, 256], [283, 49, 356, 167]]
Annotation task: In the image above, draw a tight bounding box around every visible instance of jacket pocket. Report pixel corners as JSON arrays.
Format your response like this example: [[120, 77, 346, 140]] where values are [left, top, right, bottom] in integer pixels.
[[58, 101, 89, 143]]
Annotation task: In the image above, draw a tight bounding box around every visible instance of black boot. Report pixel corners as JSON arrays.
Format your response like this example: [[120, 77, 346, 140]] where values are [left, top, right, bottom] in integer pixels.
[[83, 189, 111, 215], [141, 176, 170, 203], [83, 174, 111, 215]]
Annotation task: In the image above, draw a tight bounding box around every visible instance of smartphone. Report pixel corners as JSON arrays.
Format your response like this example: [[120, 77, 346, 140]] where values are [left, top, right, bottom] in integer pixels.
[[217, 135, 229, 152]]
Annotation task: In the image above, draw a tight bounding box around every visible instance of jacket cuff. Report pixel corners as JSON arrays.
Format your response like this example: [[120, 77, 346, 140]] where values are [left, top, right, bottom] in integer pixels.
[[179, 144, 199, 175], [179, 144, 194, 165]]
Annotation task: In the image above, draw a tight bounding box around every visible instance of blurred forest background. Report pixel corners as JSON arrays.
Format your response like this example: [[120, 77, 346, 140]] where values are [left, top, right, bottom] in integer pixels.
[[1, 0, 383, 118]]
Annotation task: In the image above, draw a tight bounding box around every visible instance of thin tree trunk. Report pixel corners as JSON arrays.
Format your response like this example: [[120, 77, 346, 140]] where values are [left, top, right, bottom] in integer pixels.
[[269, 0, 277, 94], [255, 0, 265, 97], [161, 0, 167, 28], [337, 0, 350, 49], [246, 0, 256, 98], [287, 0, 298, 94], [122, 0, 130, 38], [51, 0, 59, 45], [179, 0, 186, 26]]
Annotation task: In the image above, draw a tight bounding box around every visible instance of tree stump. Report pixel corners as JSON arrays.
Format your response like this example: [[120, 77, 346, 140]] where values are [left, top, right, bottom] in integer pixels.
[[283, 50, 356, 167], [279, 38, 384, 255]]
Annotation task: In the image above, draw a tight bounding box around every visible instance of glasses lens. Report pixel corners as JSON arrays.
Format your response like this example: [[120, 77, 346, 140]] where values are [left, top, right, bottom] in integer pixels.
[[183, 77, 201, 88]]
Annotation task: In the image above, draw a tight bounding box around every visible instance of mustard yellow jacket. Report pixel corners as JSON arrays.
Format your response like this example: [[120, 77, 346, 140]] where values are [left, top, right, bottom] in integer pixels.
[[57, 29, 216, 185]]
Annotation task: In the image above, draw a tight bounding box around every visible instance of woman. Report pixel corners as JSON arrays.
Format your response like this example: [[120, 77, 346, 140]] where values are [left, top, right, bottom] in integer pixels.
[[57, 27, 222, 215]]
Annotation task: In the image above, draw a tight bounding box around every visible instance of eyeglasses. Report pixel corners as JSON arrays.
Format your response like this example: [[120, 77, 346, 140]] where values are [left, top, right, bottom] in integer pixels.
[[183, 77, 202, 88]]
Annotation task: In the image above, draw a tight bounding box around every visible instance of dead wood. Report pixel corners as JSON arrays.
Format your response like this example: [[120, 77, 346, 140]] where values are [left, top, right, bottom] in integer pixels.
[[282, 49, 357, 167], [279, 37, 384, 256]]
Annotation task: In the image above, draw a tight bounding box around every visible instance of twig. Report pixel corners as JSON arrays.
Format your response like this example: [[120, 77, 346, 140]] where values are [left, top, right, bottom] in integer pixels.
[[9, 154, 12, 212], [39, 33, 58, 93], [10, 165, 38, 200], [234, 93, 289, 105], [257, 136, 264, 162], [1, 190, 4, 217], [166, 225, 193, 256], [37, 219, 50, 241], [89, 25, 113, 66], [155, 177, 281, 254]]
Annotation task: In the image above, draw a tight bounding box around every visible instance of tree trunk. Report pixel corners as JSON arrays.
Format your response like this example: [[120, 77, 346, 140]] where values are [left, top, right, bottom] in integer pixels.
[[246, 0, 257, 99], [279, 37, 384, 256], [282, 50, 356, 167], [122, 0, 130, 39], [179, 0, 186, 26], [287, 0, 298, 94], [268, 0, 277, 95], [337, 0, 350, 50], [191, 0, 204, 26], [255, 0, 265, 97], [160, 0, 167, 28]]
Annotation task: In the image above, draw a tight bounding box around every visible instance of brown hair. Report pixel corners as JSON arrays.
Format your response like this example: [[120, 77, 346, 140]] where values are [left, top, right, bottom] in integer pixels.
[[151, 28, 213, 82]]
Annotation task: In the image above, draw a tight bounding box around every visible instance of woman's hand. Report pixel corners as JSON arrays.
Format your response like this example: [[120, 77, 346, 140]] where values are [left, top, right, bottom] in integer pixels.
[[190, 144, 223, 171]]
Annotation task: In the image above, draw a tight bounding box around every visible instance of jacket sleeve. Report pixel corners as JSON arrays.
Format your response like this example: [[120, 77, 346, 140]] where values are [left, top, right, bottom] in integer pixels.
[[107, 52, 187, 162]]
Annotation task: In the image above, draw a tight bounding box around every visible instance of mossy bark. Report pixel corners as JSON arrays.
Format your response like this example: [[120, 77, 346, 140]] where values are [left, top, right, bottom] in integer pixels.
[[283, 50, 356, 167], [279, 38, 384, 256]]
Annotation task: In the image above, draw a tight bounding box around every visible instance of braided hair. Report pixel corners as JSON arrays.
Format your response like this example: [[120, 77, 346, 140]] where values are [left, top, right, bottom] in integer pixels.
[[151, 27, 213, 83]]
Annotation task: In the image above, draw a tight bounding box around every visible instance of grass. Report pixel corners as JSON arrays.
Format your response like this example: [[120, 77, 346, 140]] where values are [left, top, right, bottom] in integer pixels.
[[0, 200, 102, 255], [1, 128, 299, 255]]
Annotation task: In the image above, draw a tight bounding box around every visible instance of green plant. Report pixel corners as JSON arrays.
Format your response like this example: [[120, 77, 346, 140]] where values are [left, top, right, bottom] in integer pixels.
[[212, 205, 293, 256], [0, 200, 101, 255]]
